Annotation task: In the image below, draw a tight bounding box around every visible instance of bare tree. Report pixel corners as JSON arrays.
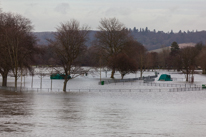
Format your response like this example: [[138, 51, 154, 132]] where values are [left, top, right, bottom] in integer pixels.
[[146, 52, 158, 71], [197, 47, 206, 74], [123, 40, 147, 78], [179, 47, 199, 82], [1, 13, 37, 90], [0, 38, 11, 86], [0, 13, 37, 88], [33, 45, 54, 66], [136, 45, 147, 78], [83, 44, 107, 67], [0, 13, 11, 86], [108, 53, 137, 79], [95, 17, 130, 78], [49, 19, 89, 92], [158, 45, 170, 69]]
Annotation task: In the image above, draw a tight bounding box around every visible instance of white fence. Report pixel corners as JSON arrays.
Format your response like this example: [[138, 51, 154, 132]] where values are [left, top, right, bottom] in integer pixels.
[[169, 87, 202, 92], [135, 82, 198, 88], [0, 86, 204, 93]]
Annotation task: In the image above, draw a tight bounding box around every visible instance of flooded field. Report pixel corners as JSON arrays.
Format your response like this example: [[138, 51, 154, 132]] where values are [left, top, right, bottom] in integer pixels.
[[1, 89, 206, 137]]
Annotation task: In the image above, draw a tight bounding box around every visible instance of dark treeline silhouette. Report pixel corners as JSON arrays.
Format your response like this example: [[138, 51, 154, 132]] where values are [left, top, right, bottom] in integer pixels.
[[130, 27, 206, 50], [34, 28, 206, 50]]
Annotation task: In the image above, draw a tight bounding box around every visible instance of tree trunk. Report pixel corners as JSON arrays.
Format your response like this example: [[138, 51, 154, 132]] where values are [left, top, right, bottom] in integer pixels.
[[31, 75, 33, 88], [63, 79, 67, 92], [186, 71, 189, 82], [100, 67, 101, 82], [110, 68, 115, 78], [121, 74, 124, 79], [15, 76, 18, 91], [21, 69, 23, 88], [14, 68, 18, 90], [51, 79, 53, 90], [203, 69, 206, 74], [2, 74, 8, 87], [40, 76, 42, 89], [140, 67, 143, 78]]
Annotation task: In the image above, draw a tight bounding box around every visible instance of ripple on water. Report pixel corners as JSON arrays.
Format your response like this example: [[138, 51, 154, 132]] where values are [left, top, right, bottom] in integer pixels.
[[1, 90, 206, 136]]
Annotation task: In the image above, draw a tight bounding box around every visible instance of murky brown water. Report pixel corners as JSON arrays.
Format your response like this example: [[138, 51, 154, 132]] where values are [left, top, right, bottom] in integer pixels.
[[1, 89, 206, 137]]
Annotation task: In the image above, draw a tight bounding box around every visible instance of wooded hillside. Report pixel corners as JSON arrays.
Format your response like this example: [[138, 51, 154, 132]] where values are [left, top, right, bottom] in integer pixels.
[[34, 29, 206, 50]]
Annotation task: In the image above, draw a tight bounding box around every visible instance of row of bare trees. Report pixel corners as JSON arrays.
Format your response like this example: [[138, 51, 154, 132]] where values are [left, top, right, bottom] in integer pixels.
[[158, 41, 206, 82], [1, 11, 206, 92], [39, 18, 206, 84], [49, 18, 149, 81], [0, 11, 90, 92], [0, 12, 38, 89]]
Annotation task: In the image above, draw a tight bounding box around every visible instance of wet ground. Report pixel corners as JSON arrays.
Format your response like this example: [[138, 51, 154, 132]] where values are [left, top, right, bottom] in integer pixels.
[[1, 89, 206, 137]]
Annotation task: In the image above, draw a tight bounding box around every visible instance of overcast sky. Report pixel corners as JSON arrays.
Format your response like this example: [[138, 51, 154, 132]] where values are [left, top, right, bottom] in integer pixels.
[[1, 0, 206, 32]]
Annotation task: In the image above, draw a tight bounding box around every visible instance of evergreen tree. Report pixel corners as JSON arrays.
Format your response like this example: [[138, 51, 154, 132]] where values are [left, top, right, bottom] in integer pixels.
[[133, 27, 137, 32], [145, 27, 148, 32], [170, 41, 180, 55]]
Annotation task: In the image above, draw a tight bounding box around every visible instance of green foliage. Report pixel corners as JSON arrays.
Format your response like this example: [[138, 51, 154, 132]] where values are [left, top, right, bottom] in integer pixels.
[[171, 41, 179, 52]]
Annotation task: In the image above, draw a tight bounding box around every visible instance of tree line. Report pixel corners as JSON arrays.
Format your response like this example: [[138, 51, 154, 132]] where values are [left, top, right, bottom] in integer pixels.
[[34, 28, 206, 51], [130, 27, 206, 50], [35, 19, 206, 83], [159, 41, 206, 82], [0, 11, 206, 92]]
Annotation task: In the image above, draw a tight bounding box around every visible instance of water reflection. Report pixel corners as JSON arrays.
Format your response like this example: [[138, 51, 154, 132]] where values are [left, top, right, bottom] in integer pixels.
[[1, 90, 206, 136], [0, 90, 35, 135]]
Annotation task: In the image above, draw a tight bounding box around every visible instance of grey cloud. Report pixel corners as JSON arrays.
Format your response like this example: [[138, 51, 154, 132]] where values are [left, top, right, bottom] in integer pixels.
[[25, 3, 38, 10], [169, 6, 179, 12], [200, 12, 206, 17], [24, 3, 39, 16], [28, 3, 38, 7], [105, 7, 131, 16], [55, 3, 70, 14]]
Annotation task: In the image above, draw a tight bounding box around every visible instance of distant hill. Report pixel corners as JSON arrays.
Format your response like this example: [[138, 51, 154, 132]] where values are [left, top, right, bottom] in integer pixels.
[[130, 29, 205, 50], [33, 29, 206, 50], [149, 43, 196, 53], [34, 32, 55, 45], [33, 31, 96, 47]]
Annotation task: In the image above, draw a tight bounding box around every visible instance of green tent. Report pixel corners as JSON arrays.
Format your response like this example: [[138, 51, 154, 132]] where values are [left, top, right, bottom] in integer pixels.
[[158, 74, 172, 81]]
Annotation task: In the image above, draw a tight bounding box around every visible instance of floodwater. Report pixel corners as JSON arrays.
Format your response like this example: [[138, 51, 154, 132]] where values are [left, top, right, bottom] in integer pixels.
[[1, 90, 206, 137]]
